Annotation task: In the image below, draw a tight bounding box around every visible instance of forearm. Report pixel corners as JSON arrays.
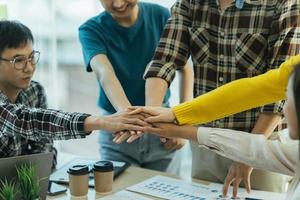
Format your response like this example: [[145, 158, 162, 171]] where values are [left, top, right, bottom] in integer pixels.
[[145, 78, 168, 106], [251, 113, 282, 137], [178, 63, 194, 103], [150, 123, 198, 141], [84, 116, 106, 132], [83, 115, 123, 133], [177, 125, 198, 141], [98, 69, 131, 110], [91, 55, 131, 111]]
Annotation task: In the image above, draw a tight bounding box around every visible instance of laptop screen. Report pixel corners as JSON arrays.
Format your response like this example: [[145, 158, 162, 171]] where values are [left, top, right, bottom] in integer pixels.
[[0, 153, 53, 200]]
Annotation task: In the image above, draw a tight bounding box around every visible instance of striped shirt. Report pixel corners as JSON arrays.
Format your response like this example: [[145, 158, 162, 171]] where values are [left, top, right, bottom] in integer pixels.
[[145, 0, 300, 131]]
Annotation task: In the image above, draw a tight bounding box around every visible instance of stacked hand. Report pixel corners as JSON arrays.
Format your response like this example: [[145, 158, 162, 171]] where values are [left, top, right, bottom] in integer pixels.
[[99, 110, 151, 133], [128, 106, 176, 123], [110, 106, 186, 150]]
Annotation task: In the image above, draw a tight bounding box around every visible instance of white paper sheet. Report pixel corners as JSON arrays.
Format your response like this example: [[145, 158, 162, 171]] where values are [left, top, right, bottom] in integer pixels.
[[127, 175, 286, 200]]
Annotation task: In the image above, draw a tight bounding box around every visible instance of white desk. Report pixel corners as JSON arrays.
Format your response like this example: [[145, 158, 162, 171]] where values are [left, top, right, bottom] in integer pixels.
[[47, 153, 286, 200], [47, 165, 212, 200], [47, 152, 209, 200]]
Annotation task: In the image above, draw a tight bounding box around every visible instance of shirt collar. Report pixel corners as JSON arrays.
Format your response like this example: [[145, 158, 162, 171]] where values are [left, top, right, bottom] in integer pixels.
[[215, 0, 262, 9], [0, 89, 27, 105], [0, 90, 10, 104], [235, 0, 245, 9]]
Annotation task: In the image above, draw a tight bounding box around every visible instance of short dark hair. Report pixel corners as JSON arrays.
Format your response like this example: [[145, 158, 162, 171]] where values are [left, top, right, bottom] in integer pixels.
[[0, 20, 34, 56], [293, 64, 300, 141]]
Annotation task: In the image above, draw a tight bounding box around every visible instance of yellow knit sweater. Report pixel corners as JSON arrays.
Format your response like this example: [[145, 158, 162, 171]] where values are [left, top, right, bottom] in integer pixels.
[[173, 55, 300, 125]]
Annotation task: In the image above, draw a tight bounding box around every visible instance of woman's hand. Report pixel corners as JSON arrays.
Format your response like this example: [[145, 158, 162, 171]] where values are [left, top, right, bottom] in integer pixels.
[[128, 106, 176, 123], [144, 122, 198, 141], [223, 162, 253, 198], [84, 111, 150, 133]]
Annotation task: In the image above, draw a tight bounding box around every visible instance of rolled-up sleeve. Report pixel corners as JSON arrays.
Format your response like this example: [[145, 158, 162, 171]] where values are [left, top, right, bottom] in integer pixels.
[[144, 0, 192, 86]]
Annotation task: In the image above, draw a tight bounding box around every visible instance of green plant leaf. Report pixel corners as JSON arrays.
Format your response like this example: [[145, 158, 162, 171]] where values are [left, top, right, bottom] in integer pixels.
[[16, 163, 39, 200], [0, 179, 18, 200]]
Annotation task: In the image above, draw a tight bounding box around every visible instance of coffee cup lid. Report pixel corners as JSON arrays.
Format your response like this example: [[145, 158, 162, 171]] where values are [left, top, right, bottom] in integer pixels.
[[67, 165, 89, 175], [93, 161, 114, 172]]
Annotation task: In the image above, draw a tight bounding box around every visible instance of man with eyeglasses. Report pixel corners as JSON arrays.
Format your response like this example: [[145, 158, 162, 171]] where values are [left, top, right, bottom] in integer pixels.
[[0, 20, 54, 162], [0, 20, 147, 167]]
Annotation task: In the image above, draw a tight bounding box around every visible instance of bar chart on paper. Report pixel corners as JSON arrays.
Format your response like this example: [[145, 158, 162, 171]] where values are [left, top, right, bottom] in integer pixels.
[[127, 176, 286, 200]]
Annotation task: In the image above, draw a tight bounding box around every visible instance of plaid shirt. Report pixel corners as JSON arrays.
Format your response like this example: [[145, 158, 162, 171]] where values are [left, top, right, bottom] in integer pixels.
[[145, 0, 300, 131], [0, 81, 89, 161]]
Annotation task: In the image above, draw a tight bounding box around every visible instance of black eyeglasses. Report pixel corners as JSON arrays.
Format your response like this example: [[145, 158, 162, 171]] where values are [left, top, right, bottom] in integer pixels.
[[0, 50, 40, 70]]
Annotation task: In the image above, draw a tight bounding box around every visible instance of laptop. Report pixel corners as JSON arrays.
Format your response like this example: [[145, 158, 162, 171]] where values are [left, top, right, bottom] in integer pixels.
[[50, 158, 130, 187], [0, 153, 53, 200]]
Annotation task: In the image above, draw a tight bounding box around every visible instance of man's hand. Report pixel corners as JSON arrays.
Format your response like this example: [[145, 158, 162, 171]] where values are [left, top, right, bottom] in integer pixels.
[[113, 122, 183, 144], [111, 107, 178, 144], [161, 138, 186, 150], [113, 119, 198, 144], [96, 111, 150, 133], [113, 130, 144, 144], [223, 162, 253, 198], [128, 106, 176, 123], [113, 122, 181, 144], [116, 106, 179, 144]]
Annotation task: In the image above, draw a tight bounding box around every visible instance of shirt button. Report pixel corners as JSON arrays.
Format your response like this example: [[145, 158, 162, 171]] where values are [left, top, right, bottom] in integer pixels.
[[220, 54, 224, 59], [220, 32, 224, 37], [219, 77, 224, 82]]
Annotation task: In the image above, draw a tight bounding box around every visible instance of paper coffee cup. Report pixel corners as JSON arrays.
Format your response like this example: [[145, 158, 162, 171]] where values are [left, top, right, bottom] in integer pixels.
[[93, 161, 114, 194], [68, 165, 89, 197]]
